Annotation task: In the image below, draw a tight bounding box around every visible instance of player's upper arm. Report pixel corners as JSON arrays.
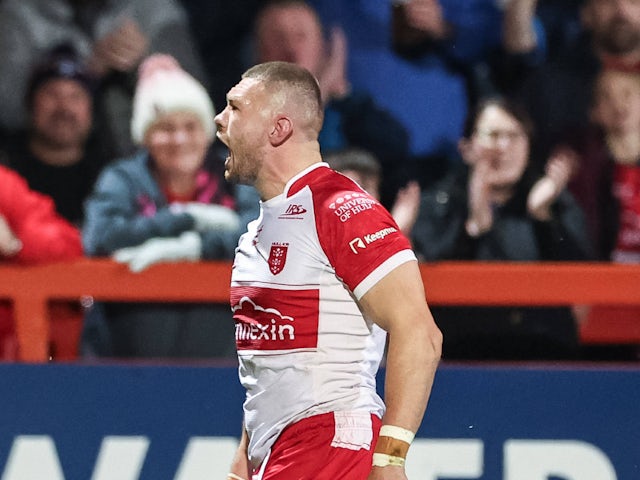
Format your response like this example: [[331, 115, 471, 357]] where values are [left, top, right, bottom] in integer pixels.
[[358, 260, 434, 333]]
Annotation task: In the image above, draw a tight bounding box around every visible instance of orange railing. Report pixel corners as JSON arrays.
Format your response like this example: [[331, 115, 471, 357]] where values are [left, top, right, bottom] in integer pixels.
[[2, 259, 640, 362]]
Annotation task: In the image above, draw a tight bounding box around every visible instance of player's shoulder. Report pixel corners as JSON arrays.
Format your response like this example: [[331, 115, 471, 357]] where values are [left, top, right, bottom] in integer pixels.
[[304, 164, 375, 205], [300, 165, 390, 226]]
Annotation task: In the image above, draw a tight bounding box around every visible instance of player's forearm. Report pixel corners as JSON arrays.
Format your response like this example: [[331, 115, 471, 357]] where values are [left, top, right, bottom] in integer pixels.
[[228, 427, 250, 480], [381, 316, 442, 433]]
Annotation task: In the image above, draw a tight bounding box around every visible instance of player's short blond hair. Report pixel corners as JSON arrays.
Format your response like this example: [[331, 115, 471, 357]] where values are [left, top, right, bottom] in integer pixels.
[[242, 61, 324, 138]]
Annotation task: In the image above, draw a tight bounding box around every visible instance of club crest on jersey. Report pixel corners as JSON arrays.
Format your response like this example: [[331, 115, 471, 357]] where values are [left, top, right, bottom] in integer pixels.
[[268, 242, 289, 275]]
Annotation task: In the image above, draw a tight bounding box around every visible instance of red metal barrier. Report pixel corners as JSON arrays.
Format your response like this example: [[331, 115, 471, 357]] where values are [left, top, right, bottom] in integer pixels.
[[1, 259, 640, 362]]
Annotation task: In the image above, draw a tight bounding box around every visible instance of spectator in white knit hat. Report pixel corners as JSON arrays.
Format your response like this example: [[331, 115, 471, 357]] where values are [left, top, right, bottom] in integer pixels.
[[81, 53, 258, 359]]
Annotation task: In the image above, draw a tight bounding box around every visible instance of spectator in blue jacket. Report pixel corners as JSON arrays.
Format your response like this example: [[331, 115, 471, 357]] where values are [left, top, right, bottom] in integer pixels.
[[82, 54, 257, 359]]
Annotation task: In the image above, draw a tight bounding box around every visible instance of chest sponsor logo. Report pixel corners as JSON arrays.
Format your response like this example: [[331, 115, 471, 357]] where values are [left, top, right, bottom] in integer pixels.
[[329, 192, 378, 222], [349, 227, 398, 253], [231, 288, 319, 351], [268, 242, 289, 275], [279, 204, 307, 219]]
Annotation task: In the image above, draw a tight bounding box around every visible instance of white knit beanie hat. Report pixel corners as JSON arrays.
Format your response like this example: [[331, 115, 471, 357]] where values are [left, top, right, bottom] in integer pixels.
[[131, 54, 215, 144]]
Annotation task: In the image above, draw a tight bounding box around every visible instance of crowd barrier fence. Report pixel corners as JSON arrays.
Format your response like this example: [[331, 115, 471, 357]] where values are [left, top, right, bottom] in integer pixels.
[[1, 259, 640, 362]]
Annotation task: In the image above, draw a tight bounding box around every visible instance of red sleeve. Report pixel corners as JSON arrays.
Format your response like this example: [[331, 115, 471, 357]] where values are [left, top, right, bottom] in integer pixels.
[[314, 183, 412, 292], [0, 166, 82, 264]]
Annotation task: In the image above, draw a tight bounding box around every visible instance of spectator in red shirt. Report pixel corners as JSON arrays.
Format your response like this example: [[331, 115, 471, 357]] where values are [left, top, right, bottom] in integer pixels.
[[0, 164, 82, 360]]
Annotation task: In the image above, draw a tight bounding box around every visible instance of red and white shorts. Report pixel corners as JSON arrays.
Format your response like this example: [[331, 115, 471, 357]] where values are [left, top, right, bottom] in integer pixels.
[[253, 411, 382, 480]]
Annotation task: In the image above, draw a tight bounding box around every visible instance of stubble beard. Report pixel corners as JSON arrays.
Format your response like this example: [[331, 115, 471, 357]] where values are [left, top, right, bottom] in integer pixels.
[[224, 148, 261, 186]]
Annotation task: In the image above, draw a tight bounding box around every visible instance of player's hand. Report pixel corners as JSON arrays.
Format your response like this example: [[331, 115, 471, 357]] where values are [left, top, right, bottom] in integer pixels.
[[368, 465, 407, 480]]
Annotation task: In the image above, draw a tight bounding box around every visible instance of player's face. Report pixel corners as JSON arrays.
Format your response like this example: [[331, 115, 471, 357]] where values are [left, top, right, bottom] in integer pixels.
[[215, 77, 270, 185], [468, 104, 530, 189], [592, 70, 640, 133], [145, 111, 209, 178]]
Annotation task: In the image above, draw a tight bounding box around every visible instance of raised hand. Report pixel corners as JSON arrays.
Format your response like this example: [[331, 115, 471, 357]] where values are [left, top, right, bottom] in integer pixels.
[[318, 26, 350, 103], [391, 181, 421, 236], [527, 147, 577, 220], [466, 158, 494, 236], [88, 18, 149, 76], [402, 0, 449, 39]]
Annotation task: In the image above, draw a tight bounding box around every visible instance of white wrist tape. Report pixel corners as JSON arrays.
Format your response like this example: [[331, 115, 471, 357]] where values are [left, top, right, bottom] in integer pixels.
[[227, 474, 247, 480], [379, 425, 415, 444], [372, 452, 406, 467]]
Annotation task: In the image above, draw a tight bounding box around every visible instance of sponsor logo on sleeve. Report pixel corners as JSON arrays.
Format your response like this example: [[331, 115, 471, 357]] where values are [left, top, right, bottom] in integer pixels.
[[329, 193, 378, 223], [349, 227, 398, 254]]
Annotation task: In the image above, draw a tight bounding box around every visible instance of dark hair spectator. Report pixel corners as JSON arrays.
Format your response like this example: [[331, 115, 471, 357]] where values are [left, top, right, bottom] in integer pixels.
[[1, 43, 109, 226], [411, 95, 592, 360], [0, 0, 207, 157]]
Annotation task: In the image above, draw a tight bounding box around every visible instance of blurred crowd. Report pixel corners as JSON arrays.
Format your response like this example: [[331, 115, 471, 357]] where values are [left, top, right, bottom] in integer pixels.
[[0, 0, 639, 362]]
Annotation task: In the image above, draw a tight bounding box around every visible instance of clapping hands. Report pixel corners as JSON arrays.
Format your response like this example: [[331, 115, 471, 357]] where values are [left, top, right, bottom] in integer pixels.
[[527, 147, 577, 221]]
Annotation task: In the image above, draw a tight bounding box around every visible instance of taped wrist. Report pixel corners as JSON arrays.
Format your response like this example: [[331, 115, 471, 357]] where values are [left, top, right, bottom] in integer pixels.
[[373, 425, 415, 467]]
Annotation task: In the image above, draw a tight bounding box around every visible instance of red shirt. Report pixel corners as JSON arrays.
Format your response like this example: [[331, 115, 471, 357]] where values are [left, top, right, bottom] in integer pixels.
[[611, 163, 640, 262], [0, 165, 82, 359]]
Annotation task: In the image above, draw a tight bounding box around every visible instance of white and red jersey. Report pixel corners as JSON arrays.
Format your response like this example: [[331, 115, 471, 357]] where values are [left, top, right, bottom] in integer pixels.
[[230, 163, 416, 467]]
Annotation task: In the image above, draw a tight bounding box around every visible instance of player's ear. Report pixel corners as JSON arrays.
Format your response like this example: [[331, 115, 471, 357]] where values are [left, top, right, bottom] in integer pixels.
[[269, 115, 293, 147]]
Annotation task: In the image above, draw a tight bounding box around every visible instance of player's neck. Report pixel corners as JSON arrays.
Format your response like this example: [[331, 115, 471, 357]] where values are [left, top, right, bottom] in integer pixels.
[[256, 143, 322, 201]]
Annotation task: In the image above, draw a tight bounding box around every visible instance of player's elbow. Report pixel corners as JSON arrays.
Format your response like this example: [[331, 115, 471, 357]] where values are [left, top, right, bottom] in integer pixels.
[[405, 314, 443, 364], [425, 323, 443, 363]]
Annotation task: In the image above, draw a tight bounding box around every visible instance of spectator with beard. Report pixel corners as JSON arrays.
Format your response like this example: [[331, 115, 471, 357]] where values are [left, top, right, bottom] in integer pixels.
[[0, 0, 206, 157], [516, 0, 640, 161], [0, 44, 109, 226]]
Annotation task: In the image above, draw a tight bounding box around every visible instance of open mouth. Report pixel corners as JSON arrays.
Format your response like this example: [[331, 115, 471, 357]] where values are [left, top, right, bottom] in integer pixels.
[[216, 130, 229, 147]]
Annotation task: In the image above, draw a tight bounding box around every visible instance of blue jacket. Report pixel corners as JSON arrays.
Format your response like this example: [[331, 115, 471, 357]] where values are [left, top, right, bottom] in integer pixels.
[[82, 150, 258, 259]]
